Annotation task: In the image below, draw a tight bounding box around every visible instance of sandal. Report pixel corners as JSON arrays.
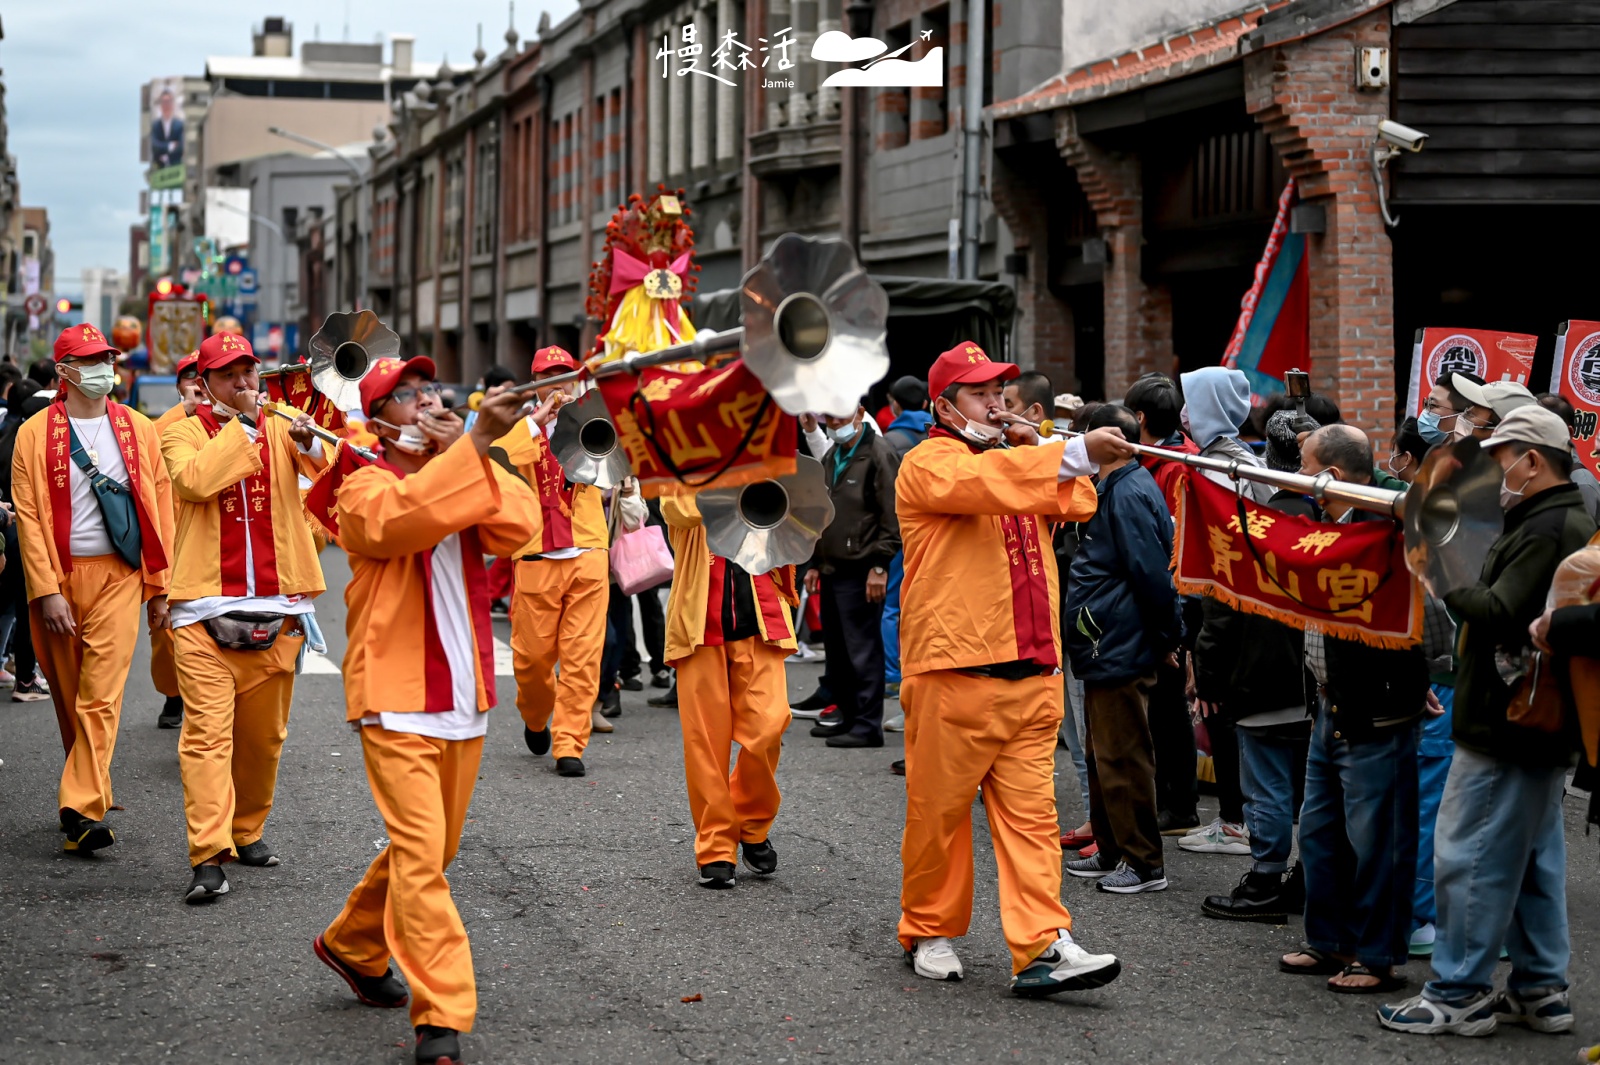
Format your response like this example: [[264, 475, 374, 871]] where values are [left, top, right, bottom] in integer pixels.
[[1327, 963, 1407, 995], [1278, 948, 1345, 975]]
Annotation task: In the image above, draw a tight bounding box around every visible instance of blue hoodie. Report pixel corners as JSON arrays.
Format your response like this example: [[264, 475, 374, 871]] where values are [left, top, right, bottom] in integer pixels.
[[1179, 367, 1253, 449], [883, 409, 933, 458]]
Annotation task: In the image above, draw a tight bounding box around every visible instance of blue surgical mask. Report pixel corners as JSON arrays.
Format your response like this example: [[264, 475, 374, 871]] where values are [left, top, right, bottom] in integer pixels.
[[831, 422, 859, 444], [1416, 409, 1445, 445]]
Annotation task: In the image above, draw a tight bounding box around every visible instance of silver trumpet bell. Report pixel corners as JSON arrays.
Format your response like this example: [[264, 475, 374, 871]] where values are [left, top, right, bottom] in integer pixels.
[[1402, 437, 1504, 598], [306, 309, 400, 413], [550, 389, 631, 490], [697, 456, 835, 575]]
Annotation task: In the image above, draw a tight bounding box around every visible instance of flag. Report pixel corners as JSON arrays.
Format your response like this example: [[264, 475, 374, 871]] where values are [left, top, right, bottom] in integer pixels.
[[264, 363, 347, 433], [1222, 178, 1310, 404], [304, 440, 373, 537], [1405, 327, 1538, 417], [1550, 320, 1600, 483]]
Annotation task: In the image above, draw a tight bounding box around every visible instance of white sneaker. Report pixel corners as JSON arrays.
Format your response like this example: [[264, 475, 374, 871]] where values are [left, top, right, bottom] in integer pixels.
[[1178, 817, 1250, 855], [884, 713, 905, 732], [786, 643, 820, 663], [1011, 929, 1121, 996], [906, 936, 963, 981]]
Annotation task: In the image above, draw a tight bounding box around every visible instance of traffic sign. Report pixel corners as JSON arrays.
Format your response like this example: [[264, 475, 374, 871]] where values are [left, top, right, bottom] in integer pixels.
[[23, 294, 47, 316], [237, 269, 259, 295]]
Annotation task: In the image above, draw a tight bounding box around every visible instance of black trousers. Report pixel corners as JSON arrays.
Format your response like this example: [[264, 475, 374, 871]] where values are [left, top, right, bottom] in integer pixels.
[[610, 583, 667, 678], [1209, 715, 1246, 825], [1, 521, 36, 683], [1149, 655, 1198, 819], [820, 566, 885, 738]]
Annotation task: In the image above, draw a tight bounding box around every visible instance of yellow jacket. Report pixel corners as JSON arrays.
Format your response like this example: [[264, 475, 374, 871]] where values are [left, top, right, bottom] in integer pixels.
[[161, 411, 328, 602], [494, 417, 607, 555], [660, 493, 797, 664]]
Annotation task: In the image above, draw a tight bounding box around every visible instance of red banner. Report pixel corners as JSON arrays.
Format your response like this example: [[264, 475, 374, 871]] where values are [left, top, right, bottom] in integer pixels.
[[1406, 327, 1538, 417], [303, 440, 373, 537], [1550, 320, 1600, 483], [1174, 472, 1423, 649], [595, 359, 798, 498], [263, 364, 347, 433]]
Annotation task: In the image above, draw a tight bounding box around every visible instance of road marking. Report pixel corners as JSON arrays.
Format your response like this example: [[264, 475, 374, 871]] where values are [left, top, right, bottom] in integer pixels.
[[300, 639, 517, 676]]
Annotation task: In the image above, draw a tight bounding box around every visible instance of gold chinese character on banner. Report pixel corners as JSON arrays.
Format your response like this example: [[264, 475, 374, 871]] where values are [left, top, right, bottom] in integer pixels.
[[717, 390, 776, 456], [1252, 551, 1303, 600], [1318, 563, 1379, 622], [1208, 526, 1243, 582], [613, 410, 662, 474], [659, 410, 720, 466], [1226, 511, 1276, 540], [1293, 530, 1342, 557], [639, 376, 686, 403]]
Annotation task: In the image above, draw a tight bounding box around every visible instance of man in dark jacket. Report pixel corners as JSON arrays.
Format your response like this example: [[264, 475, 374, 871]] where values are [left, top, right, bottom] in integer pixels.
[[1382, 405, 1597, 1038], [808, 401, 901, 748], [1278, 426, 1428, 995], [1062, 404, 1182, 894]]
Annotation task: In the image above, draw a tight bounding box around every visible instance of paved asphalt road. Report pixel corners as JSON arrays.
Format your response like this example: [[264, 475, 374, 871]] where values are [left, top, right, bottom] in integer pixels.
[[1, 548, 1596, 1064]]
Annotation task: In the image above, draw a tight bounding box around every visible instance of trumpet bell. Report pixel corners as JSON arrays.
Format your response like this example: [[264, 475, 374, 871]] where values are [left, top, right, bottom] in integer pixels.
[[740, 234, 889, 418], [699, 455, 835, 575], [307, 309, 400, 413], [551, 389, 631, 489], [1402, 437, 1504, 598]]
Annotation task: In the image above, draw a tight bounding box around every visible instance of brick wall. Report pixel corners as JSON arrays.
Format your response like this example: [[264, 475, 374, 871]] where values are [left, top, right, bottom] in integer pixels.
[[1055, 109, 1173, 402], [989, 157, 1073, 388], [1245, 9, 1394, 436]]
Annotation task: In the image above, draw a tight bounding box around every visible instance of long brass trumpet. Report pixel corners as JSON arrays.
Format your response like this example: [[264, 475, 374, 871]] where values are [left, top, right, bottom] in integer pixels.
[[261, 400, 376, 462]]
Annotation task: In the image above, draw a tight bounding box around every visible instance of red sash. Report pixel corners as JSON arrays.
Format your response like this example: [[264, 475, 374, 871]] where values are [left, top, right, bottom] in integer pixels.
[[701, 555, 791, 645], [44, 401, 167, 576], [195, 407, 278, 596], [531, 432, 577, 553]]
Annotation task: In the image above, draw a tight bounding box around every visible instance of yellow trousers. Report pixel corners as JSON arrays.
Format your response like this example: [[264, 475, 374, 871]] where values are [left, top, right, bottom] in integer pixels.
[[323, 726, 483, 1031], [151, 626, 180, 699], [676, 638, 788, 866], [31, 555, 142, 821], [175, 622, 303, 865], [511, 551, 608, 759], [898, 669, 1073, 973]]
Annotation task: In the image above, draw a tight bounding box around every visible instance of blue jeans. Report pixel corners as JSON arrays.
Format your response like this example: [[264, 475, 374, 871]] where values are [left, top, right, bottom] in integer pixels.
[[1413, 683, 1454, 928], [881, 552, 903, 685], [1238, 728, 1305, 875], [1057, 661, 1091, 818], [1424, 745, 1570, 1003], [1299, 706, 1419, 968]]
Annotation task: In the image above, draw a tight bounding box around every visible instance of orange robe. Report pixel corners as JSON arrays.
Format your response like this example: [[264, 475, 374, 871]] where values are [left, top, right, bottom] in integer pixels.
[[661, 494, 797, 866], [893, 435, 1099, 973], [495, 417, 609, 760], [161, 411, 328, 865], [12, 401, 174, 824], [322, 435, 539, 1034]]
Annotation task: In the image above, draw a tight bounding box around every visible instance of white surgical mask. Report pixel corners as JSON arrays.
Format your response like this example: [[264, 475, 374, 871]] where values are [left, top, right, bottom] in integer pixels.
[[375, 417, 430, 454], [954, 409, 1004, 447], [66, 363, 116, 399], [209, 396, 240, 420], [831, 422, 859, 444], [1499, 452, 1535, 511]]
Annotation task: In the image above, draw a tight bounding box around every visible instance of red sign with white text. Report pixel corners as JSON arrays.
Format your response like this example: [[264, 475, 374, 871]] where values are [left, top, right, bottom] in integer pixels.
[[1550, 320, 1600, 482], [1406, 327, 1539, 416]]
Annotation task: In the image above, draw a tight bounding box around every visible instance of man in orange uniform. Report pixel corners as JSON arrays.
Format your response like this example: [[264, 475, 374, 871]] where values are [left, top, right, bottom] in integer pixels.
[[11, 324, 174, 854], [162, 332, 328, 903], [659, 493, 796, 889], [497, 346, 610, 777], [315, 358, 538, 1065], [151, 351, 203, 730], [895, 342, 1133, 995]]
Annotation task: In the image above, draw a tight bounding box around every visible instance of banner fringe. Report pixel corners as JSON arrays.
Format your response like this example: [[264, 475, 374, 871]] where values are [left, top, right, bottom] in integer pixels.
[[1175, 576, 1422, 650]]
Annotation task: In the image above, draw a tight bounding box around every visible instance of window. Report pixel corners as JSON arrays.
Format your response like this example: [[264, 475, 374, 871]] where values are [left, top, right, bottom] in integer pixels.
[[442, 149, 465, 265], [875, 23, 912, 150], [473, 132, 499, 257]]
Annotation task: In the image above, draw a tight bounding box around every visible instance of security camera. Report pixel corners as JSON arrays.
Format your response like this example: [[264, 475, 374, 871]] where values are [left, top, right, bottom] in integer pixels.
[[1377, 119, 1428, 153]]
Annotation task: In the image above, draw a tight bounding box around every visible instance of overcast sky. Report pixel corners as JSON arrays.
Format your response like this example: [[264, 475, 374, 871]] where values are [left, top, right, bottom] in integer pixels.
[[3, 1, 578, 291]]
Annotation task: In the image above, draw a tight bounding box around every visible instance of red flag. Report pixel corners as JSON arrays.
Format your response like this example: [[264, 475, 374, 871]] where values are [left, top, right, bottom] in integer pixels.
[[1550, 321, 1600, 484], [304, 440, 373, 537], [264, 364, 347, 433]]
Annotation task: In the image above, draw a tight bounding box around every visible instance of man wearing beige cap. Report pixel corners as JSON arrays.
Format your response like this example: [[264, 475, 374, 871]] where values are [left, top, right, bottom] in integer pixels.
[[1449, 375, 1535, 442], [1380, 403, 1596, 1038]]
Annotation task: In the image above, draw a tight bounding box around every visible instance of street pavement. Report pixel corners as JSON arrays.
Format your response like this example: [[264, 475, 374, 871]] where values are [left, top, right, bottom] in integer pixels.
[[2, 547, 1596, 1064]]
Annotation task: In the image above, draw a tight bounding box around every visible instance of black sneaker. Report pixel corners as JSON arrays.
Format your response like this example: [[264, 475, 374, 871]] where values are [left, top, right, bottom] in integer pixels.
[[647, 684, 678, 709], [741, 839, 778, 876], [236, 839, 280, 867], [789, 689, 833, 716], [1157, 809, 1200, 836], [555, 756, 586, 777], [313, 934, 409, 1008], [12, 677, 49, 702], [891, 759, 906, 776], [816, 705, 844, 727], [620, 675, 644, 692], [809, 721, 849, 738], [1201, 870, 1288, 923], [651, 669, 673, 689], [185, 864, 229, 903], [826, 732, 884, 748], [523, 726, 551, 756], [61, 810, 114, 854], [414, 1024, 462, 1065], [599, 688, 622, 718], [697, 861, 736, 889], [157, 695, 184, 729]]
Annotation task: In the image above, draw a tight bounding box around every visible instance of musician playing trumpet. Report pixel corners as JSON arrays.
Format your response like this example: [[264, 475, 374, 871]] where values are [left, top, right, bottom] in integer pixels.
[[893, 342, 1135, 995]]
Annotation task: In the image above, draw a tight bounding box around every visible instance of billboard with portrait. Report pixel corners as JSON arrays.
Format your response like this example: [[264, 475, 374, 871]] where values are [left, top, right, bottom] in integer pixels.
[[147, 77, 186, 190]]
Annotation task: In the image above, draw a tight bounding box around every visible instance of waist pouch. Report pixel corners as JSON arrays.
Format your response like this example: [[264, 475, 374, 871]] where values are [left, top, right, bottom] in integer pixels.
[[203, 612, 291, 650]]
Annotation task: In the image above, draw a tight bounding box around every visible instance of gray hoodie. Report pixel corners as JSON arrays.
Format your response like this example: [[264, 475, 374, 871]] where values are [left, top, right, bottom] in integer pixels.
[[1180, 366, 1275, 504]]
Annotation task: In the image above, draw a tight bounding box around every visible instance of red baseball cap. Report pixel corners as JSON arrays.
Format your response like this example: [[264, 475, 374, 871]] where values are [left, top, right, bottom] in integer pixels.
[[359, 354, 438, 418], [927, 342, 1019, 400], [53, 324, 119, 363], [196, 331, 259, 375], [175, 352, 199, 378], [531, 345, 578, 374]]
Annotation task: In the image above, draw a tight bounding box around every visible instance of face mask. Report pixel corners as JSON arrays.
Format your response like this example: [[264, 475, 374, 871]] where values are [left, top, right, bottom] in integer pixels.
[[1386, 453, 1411, 477], [1499, 452, 1535, 511], [955, 409, 1005, 447], [1416, 409, 1447, 445], [209, 396, 240, 420], [1180, 406, 1193, 439], [66, 363, 116, 399], [1454, 415, 1478, 442], [831, 422, 859, 444], [375, 417, 430, 454]]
